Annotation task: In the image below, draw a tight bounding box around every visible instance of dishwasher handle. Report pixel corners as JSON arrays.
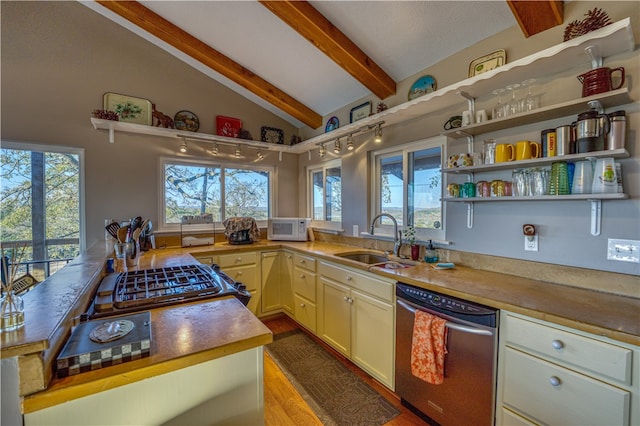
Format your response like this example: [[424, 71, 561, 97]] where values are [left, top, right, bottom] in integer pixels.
[[397, 299, 493, 336]]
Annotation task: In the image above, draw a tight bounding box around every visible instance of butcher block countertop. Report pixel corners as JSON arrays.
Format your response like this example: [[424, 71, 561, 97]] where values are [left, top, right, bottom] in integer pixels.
[[3, 239, 639, 406]]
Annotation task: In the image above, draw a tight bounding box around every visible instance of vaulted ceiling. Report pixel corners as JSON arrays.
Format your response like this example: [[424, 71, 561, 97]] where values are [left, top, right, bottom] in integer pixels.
[[84, 1, 563, 129]]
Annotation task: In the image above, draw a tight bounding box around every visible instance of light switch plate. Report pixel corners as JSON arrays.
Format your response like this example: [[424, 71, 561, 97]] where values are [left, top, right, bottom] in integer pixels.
[[607, 239, 640, 263], [525, 235, 538, 251]]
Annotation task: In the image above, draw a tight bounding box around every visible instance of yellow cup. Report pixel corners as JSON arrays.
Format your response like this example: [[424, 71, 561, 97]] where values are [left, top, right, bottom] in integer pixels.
[[516, 141, 541, 161], [495, 144, 515, 162]]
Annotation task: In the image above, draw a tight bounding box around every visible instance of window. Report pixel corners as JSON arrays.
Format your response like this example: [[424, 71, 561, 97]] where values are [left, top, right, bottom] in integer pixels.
[[161, 158, 272, 228], [372, 137, 444, 240], [309, 160, 341, 225], [0, 142, 84, 280]]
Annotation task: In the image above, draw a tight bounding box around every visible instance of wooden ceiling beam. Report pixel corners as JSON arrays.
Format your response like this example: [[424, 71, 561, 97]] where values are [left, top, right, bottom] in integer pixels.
[[260, 0, 396, 100], [506, 0, 564, 38], [95, 1, 323, 129]]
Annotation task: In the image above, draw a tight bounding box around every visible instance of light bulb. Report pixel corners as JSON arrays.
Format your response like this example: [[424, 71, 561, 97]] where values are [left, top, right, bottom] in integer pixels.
[[235, 144, 241, 158], [211, 143, 219, 155], [179, 140, 187, 153], [256, 150, 264, 161], [346, 134, 355, 151], [319, 144, 326, 158], [333, 139, 342, 154], [374, 125, 383, 143]]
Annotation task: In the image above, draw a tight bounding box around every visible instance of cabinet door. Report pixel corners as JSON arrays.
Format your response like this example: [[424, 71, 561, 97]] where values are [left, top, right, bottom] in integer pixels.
[[351, 289, 395, 390], [294, 294, 316, 333], [261, 252, 282, 314], [318, 276, 351, 357], [280, 252, 294, 314]]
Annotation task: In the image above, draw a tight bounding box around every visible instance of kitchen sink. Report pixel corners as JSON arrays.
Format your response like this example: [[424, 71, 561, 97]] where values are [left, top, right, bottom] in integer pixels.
[[334, 251, 415, 269], [335, 251, 389, 264]]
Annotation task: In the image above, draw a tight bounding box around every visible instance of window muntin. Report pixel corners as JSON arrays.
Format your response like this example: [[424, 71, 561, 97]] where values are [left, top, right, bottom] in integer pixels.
[[372, 138, 444, 240], [308, 160, 341, 225], [161, 158, 272, 228]]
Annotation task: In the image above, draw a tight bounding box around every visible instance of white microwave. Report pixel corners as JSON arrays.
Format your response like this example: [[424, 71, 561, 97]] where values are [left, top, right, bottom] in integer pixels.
[[267, 218, 311, 241]]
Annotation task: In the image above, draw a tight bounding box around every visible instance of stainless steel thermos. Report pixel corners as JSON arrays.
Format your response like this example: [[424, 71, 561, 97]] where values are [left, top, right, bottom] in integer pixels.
[[607, 110, 626, 150]]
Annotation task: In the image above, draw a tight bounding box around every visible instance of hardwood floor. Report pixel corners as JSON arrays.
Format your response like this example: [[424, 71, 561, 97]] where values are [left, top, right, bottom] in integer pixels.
[[262, 315, 426, 425]]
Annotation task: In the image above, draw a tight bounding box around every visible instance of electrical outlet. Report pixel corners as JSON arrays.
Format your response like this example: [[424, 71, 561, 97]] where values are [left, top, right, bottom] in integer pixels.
[[525, 235, 538, 251], [607, 239, 640, 263]]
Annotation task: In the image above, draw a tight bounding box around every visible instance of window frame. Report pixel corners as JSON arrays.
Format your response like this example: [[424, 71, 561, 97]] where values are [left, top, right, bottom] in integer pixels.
[[370, 136, 446, 242], [307, 158, 342, 231], [158, 156, 275, 231], [0, 140, 86, 252]]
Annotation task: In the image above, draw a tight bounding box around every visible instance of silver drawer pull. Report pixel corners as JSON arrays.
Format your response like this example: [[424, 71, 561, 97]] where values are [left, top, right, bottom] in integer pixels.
[[549, 376, 561, 387], [551, 339, 564, 350], [343, 296, 349, 302], [300, 303, 306, 308], [300, 274, 306, 279], [346, 275, 352, 281], [236, 271, 243, 276]]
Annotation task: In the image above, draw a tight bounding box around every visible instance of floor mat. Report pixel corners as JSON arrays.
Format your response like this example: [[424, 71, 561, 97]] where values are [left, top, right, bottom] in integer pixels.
[[265, 329, 400, 426]]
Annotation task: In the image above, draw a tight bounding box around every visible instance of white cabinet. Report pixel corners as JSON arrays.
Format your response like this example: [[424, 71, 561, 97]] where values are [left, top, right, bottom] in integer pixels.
[[292, 253, 318, 333], [497, 311, 639, 425], [318, 261, 395, 390], [218, 251, 259, 315], [260, 251, 294, 316]]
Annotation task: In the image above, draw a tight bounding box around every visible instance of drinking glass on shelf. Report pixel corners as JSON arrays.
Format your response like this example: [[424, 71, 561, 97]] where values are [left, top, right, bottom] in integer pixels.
[[506, 83, 521, 116], [520, 79, 539, 112], [492, 88, 506, 119]]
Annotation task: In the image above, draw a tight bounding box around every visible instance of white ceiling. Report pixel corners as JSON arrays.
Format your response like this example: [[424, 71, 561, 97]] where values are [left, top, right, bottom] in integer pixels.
[[85, 1, 518, 128]]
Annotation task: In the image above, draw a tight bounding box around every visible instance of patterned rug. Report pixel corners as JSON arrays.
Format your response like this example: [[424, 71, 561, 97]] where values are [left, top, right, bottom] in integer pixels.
[[265, 329, 400, 426]]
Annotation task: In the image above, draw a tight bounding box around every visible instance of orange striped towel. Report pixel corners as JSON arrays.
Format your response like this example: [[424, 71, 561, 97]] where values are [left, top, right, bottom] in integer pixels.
[[411, 310, 448, 384]]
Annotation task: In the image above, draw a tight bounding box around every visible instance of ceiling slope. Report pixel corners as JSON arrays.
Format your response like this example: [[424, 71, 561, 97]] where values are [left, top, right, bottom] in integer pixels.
[[259, 0, 396, 100], [95, 0, 323, 129]]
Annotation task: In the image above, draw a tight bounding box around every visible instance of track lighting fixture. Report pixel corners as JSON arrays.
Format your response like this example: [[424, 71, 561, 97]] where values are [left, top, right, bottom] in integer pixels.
[[179, 139, 187, 153], [319, 144, 326, 158], [211, 143, 219, 156], [333, 138, 342, 154], [346, 134, 355, 151], [374, 124, 383, 143], [235, 144, 241, 158], [256, 149, 264, 161]]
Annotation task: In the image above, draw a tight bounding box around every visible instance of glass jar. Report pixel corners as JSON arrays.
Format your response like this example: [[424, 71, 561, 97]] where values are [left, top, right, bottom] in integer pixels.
[[1, 291, 25, 331]]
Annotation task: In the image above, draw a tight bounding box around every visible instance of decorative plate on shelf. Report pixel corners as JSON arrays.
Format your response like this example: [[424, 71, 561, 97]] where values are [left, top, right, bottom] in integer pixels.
[[103, 92, 152, 125], [261, 126, 284, 144], [325, 116, 339, 133], [408, 75, 437, 101], [349, 101, 371, 123], [174, 110, 199, 132], [468, 49, 506, 77], [216, 115, 242, 138]]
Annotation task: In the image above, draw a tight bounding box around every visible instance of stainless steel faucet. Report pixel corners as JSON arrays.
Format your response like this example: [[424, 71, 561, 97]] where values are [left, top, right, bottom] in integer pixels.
[[370, 213, 402, 257]]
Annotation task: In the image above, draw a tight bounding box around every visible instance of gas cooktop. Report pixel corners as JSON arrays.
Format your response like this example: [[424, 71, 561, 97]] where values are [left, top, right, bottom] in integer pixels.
[[88, 264, 250, 318]]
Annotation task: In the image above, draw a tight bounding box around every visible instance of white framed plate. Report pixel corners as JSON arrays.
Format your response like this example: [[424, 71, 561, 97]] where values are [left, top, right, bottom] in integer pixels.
[[408, 75, 437, 101], [468, 49, 506, 77]]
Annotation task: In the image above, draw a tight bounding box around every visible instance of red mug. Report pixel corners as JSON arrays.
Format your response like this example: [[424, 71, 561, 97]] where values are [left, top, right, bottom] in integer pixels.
[[577, 67, 625, 97]]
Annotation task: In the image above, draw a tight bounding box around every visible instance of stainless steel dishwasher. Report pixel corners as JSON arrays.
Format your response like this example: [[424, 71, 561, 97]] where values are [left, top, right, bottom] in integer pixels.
[[395, 282, 498, 425]]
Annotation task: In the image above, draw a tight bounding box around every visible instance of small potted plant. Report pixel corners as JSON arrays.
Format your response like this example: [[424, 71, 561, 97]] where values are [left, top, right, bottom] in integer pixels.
[[403, 226, 420, 261]]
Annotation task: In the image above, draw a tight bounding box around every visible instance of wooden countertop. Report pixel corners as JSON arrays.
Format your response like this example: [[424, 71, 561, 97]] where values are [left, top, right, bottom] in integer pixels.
[[3, 239, 639, 402], [22, 297, 272, 413]]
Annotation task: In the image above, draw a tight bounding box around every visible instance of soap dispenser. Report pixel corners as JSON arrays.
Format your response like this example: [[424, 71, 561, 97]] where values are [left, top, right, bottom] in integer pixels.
[[424, 240, 438, 263]]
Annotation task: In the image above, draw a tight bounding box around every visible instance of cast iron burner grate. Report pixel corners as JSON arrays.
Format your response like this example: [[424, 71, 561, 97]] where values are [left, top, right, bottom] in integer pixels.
[[113, 264, 225, 309]]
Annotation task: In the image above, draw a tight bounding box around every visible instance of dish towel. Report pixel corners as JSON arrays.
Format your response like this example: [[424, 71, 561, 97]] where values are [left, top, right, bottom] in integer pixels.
[[411, 309, 448, 384]]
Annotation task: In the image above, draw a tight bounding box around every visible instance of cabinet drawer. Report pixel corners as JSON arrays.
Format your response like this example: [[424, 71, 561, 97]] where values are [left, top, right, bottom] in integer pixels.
[[504, 314, 632, 384], [222, 265, 257, 291], [319, 262, 394, 302], [293, 268, 316, 302], [293, 253, 316, 272], [218, 252, 257, 268], [500, 408, 537, 426], [503, 347, 630, 426], [294, 294, 316, 333]]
